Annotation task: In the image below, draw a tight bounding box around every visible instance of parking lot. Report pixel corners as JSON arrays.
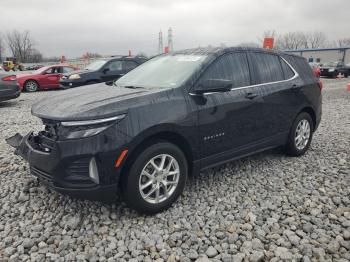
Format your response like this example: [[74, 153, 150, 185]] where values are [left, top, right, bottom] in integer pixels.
[[0, 78, 349, 261]]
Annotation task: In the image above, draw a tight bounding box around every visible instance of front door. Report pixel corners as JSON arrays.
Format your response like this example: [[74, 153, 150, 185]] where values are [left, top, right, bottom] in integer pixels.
[[41, 67, 62, 88], [192, 52, 265, 168], [100, 60, 124, 83]]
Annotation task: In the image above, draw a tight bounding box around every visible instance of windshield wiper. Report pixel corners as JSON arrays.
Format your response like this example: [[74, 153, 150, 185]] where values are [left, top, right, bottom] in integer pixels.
[[123, 85, 143, 89]]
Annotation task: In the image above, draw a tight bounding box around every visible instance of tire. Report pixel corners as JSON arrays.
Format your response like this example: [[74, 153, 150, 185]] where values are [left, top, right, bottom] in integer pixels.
[[121, 142, 188, 214], [285, 112, 314, 157], [344, 72, 349, 78], [25, 80, 39, 92]]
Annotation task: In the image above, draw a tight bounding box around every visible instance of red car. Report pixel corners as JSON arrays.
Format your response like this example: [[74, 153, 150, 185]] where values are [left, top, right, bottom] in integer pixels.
[[17, 64, 79, 92]]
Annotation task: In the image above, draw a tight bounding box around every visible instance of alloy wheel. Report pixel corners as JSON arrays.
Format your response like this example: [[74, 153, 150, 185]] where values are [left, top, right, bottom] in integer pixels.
[[26, 81, 38, 92], [138, 154, 180, 204], [294, 119, 311, 150]]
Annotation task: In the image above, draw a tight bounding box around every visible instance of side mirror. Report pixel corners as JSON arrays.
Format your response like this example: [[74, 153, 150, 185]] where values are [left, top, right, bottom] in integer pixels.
[[103, 68, 110, 74], [194, 79, 232, 95]]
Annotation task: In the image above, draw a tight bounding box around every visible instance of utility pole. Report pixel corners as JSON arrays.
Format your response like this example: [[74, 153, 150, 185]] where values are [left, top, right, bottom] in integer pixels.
[[168, 27, 173, 52], [158, 30, 163, 54]]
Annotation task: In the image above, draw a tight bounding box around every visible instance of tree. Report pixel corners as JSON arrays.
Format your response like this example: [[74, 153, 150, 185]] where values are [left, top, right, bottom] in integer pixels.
[[0, 33, 4, 62], [307, 31, 327, 48], [6, 30, 34, 62], [335, 38, 350, 47], [27, 49, 43, 63], [275, 31, 308, 50]]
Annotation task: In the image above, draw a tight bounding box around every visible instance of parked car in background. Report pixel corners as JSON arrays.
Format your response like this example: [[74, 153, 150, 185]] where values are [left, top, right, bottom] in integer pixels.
[[309, 63, 321, 78], [25, 64, 44, 71], [59, 56, 147, 88], [7, 47, 322, 214], [17, 64, 79, 92], [320, 61, 349, 78], [0, 73, 21, 102]]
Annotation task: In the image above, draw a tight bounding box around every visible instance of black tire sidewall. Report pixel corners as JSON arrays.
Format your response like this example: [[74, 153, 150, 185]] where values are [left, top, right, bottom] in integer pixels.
[[25, 80, 38, 92], [286, 112, 314, 156], [122, 142, 188, 214]]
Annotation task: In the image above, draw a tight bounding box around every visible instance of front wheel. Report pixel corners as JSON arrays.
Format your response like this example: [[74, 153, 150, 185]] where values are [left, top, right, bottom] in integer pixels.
[[121, 142, 188, 214]]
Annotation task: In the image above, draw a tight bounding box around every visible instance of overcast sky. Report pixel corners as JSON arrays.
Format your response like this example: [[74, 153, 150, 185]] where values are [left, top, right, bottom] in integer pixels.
[[0, 0, 348, 58]]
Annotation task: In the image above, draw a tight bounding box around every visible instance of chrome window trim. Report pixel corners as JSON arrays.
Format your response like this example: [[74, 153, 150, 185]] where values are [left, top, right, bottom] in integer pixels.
[[61, 114, 126, 127], [189, 56, 299, 96]]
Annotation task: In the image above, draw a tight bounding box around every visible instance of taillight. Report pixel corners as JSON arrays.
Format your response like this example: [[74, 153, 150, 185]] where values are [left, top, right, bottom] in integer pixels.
[[317, 80, 323, 91], [2, 75, 16, 81]]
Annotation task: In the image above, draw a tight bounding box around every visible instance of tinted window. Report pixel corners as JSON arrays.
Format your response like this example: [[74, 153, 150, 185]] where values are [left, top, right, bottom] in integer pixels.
[[45, 67, 61, 74], [200, 52, 250, 88], [107, 61, 122, 71], [124, 60, 138, 71], [250, 53, 284, 84], [280, 58, 295, 79], [63, 67, 75, 73]]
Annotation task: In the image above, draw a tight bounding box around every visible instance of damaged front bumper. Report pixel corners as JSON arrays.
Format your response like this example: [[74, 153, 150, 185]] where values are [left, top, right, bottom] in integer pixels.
[[6, 130, 124, 202]]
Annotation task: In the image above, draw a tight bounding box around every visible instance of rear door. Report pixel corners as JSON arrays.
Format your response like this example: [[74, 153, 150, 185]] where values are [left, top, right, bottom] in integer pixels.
[[247, 52, 300, 142], [100, 60, 124, 82], [193, 52, 265, 167]]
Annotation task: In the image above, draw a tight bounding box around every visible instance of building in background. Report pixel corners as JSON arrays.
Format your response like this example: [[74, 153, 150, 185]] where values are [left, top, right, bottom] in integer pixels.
[[286, 47, 350, 64]]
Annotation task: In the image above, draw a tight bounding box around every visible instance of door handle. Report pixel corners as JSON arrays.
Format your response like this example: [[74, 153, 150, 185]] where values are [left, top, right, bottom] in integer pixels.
[[245, 92, 258, 100]]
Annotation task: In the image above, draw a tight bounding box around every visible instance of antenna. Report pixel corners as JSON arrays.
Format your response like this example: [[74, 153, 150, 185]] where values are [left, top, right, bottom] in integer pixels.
[[158, 30, 163, 54]]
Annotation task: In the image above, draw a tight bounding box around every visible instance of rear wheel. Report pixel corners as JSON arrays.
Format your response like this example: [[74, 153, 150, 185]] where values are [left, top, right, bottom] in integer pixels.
[[25, 80, 39, 92], [285, 112, 313, 156], [121, 142, 188, 214]]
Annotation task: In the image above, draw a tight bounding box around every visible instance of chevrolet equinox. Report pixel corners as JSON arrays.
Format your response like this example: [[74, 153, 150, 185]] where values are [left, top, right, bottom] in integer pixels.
[[7, 47, 322, 214]]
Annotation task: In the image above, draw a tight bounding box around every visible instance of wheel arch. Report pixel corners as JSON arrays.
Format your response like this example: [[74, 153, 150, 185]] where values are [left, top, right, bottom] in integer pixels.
[[24, 79, 40, 90], [299, 106, 316, 131], [120, 130, 196, 184]]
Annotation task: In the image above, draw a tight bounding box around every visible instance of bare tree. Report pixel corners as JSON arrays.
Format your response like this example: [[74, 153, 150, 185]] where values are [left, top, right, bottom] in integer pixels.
[[334, 38, 350, 47], [6, 30, 34, 62], [27, 49, 43, 63], [0, 33, 4, 62], [275, 31, 308, 50], [307, 31, 327, 48]]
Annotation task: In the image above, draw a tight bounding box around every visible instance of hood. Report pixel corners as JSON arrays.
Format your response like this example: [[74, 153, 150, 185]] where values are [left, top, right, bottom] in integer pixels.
[[32, 83, 156, 121], [63, 69, 94, 77]]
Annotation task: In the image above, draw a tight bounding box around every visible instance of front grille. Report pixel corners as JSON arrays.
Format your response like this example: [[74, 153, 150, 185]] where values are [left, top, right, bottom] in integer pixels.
[[30, 166, 52, 184]]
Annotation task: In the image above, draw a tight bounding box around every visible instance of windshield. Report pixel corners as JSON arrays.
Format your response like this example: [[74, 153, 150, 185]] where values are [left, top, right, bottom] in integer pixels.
[[323, 62, 338, 67], [115, 54, 207, 89], [85, 60, 108, 70], [35, 66, 51, 74]]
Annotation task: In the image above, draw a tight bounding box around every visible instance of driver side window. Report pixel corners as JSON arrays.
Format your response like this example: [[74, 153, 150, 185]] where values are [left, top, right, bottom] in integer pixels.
[[106, 61, 122, 71], [199, 52, 251, 88]]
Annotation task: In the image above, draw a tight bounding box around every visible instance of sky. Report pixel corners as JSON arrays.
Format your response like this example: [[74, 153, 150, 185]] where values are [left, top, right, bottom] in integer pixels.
[[0, 0, 348, 58]]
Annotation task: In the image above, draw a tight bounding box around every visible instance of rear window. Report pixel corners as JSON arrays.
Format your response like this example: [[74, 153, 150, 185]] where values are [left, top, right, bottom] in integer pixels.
[[280, 58, 295, 79], [250, 53, 284, 84]]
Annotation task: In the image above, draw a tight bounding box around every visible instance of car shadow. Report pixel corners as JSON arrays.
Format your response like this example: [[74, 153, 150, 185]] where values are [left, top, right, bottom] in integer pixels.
[[0, 100, 21, 108]]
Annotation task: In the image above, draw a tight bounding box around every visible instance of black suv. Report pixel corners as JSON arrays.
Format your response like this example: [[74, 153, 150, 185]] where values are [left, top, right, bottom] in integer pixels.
[[8, 47, 322, 214], [59, 56, 147, 88], [320, 61, 350, 78]]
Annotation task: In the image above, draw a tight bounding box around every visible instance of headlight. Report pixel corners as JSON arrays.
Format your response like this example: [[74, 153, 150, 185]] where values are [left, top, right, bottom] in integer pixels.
[[328, 68, 335, 72], [69, 74, 81, 80], [60, 114, 126, 139]]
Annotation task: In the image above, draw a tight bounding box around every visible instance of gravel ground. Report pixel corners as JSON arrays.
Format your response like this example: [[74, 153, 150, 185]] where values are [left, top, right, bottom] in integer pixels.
[[0, 78, 349, 262]]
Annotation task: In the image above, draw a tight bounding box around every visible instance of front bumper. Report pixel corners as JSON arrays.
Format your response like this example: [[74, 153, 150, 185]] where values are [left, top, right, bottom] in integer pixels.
[[59, 79, 85, 89], [0, 83, 20, 102], [7, 131, 126, 202]]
